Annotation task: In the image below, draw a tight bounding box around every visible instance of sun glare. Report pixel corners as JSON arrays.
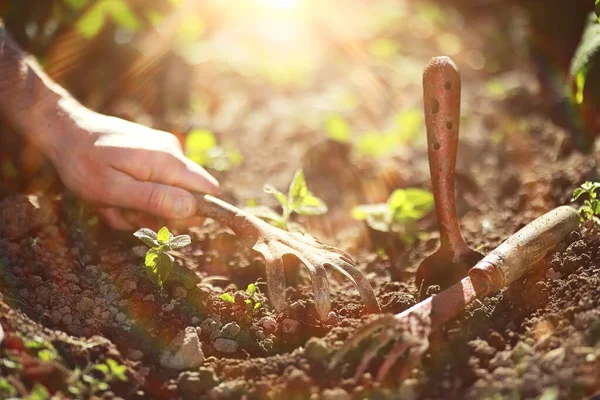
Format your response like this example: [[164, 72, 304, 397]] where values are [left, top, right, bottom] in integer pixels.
[[256, 0, 299, 9]]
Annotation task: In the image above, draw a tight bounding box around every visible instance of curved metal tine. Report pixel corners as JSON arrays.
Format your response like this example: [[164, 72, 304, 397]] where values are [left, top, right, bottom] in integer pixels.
[[353, 328, 396, 381], [376, 336, 426, 381], [329, 259, 380, 313], [395, 344, 428, 383], [317, 242, 356, 264], [253, 243, 287, 312], [328, 314, 396, 370], [296, 254, 331, 321]]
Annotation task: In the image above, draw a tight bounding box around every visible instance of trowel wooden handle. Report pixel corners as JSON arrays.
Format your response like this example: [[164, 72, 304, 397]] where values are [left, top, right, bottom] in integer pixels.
[[423, 56, 468, 254], [469, 206, 579, 291]]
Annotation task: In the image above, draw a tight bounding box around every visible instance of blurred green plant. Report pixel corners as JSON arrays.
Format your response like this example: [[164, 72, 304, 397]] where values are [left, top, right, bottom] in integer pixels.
[[25, 336, 61, 362], [325, 114, 351, 142], [68, 0, 141, 38], [24, 384, 49, 400], [185, 129, 243, 172], [352, 188, 433, 244], [134, 227, 191, 286], [220, 283, 263, 313], [246, 169, 327, 231], [355, 108, 423, 157], [569, 13, 600, 104], [571, 181, 600, 222], [68, 358, 128, 397], [0, 378, 17, 398]]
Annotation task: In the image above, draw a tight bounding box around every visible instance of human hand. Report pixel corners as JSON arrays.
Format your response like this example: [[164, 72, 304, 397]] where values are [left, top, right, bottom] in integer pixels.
[[44, 104, 220, 230]]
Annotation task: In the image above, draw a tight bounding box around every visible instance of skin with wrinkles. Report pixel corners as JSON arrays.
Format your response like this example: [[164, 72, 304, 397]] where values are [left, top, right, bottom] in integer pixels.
[[0, 22, 219, 231], [416, 56, 484, 298]]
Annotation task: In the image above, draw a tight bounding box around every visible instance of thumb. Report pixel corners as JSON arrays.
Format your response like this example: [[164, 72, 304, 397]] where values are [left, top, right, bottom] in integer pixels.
[[113, 180, 199, 220]]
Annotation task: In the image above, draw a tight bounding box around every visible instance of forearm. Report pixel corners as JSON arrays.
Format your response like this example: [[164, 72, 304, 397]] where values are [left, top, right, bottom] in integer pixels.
[[0, 22, 82, 157]]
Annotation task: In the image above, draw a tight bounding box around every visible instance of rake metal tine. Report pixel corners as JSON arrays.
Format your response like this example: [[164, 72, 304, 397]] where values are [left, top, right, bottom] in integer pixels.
[[375, 338, 411, 381], [328, 314, 396, 370], [296, 254, 332, 321], [394, 343, 428, 383], [330, 259, 381, 314], [253, 242, 287, 312], [353, 328, 396, 381]]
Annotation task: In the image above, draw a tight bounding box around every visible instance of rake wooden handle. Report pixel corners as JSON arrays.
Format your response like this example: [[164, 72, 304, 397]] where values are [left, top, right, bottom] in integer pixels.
[[423, 56, 470, 255], [469, 206, 579, 291]]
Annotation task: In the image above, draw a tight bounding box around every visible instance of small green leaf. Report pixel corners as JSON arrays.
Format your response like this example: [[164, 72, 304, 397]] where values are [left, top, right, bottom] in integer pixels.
[[185, 129, 217, 165], [0, 378, 16, 397], [264, 185, 289, 209], [253, 302, 262, 310], [572, 187, 586, 201], [592, 200, 600, 215], [106, 359, 128, 381], [133, 228, 159, 247], [26, 384, 50, 400], [288, 169, 309, 208], [219, 293, 235, 303], [294, 195, 328, 215], [246, 283, 257, 295], [37, 349, 58, 362], [145, 249, 174, 285], [351, 204, 389, 221], [387, 189, 408, 211], [569, 13, 600, 104], [94, 363, 110, 375], [325, 114, 351, 142], [166, 234, 191, 250], [157, 227, 171, 244], [365, 212, 393, 233]]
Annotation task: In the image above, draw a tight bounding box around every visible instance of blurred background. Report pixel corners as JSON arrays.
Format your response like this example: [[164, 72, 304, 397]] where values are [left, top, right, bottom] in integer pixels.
[[0, 0, 597, 249]]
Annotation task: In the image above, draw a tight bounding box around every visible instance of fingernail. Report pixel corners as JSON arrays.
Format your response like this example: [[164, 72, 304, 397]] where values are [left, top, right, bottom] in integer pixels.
[[172, 196, 194, 218]]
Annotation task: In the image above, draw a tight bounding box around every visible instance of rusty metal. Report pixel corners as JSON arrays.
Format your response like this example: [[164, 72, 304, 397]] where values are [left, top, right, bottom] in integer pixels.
[[330, 205, 579, 382], [416, 56, 484, 297], [194, 194, 381, 320]]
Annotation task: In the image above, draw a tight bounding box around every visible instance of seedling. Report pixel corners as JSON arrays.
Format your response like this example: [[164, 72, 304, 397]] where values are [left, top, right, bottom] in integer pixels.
[[352, 188, 434, 244], [133, 227, 191, 286], [220, 282, 264, 313], [185, 129, 243, 171], [68, 359, 128, 397], [25, 336, 61, 362], [246, 169, 327, 231], [571, 181, 600, 222]]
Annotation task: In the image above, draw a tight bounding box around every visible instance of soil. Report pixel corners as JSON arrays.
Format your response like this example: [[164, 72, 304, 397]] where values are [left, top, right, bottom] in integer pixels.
[[1, 1, 600, 399]]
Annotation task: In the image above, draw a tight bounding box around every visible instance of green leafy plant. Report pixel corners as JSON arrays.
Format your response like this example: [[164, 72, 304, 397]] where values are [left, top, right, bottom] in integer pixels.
[[325, 114, 351, 143], [220, 283, 263, 313], [185, 129, 243, 172], [571, 181, 600, 222], [246, 169, 327, 231], [569, 13, 600, 104], [0, 378, 17, 398], [352, 188, 434, 244], [68, 359, 128, 396], [25, 336, 61, 362], [133, 227, 191, 286]]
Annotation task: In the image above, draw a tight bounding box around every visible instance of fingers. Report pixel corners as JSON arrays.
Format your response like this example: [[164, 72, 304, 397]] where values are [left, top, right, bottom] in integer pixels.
[[331, 259, 381, 314], [99, 208, 206, 231], [105, 176, 200, 220], [108, 148, 220, 196], [95, 207, 135, 231]]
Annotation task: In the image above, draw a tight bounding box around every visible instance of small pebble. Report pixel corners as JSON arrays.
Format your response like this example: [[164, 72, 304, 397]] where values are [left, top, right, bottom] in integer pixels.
[[213, 338, 238, 353], [173, 287, 187, 299], [162, 303, 175, 313], [115, 312, 127, 323], [282, 319, 300, 334], [260, 316, 278, 333]]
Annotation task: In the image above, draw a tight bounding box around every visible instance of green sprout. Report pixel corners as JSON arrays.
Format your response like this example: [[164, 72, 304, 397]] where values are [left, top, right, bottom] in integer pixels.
[[571, 181, 600, 222], [246, 169, 327, 231], [133, 227, 191, 286], [68, 359, 128, 397], [325, 114, 351, 143], [25, 336, 61, 362], [185, 129, 243, 172], [219, 283, 263, 313], [352, 188, 434, 244]]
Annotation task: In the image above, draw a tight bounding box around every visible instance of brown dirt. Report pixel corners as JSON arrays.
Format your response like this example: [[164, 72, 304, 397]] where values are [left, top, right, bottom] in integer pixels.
[[1, 1, 600, 399]]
